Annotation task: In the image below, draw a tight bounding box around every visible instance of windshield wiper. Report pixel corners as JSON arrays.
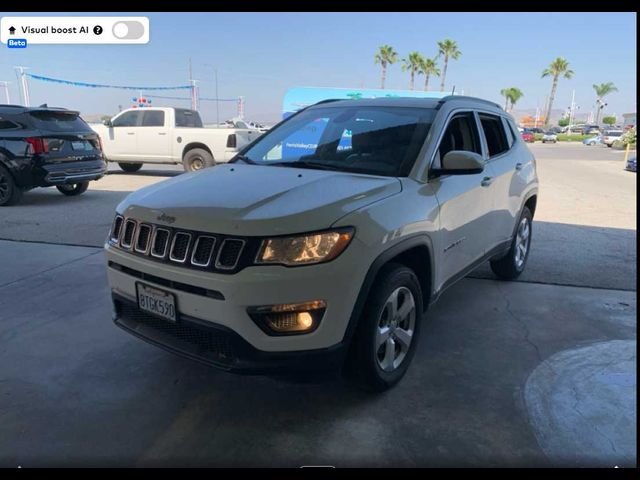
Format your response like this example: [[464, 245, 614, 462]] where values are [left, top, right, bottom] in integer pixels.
[[268, 161, 344, 172], [231, 154, 256, 165]]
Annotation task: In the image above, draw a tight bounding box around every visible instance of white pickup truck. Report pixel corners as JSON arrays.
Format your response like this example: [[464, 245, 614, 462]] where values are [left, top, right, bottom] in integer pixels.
[[91, 107, 262, 172]]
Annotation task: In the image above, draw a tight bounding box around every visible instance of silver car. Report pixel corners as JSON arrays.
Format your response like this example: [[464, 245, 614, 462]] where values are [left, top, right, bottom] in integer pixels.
[[541, 131, 558, 143]]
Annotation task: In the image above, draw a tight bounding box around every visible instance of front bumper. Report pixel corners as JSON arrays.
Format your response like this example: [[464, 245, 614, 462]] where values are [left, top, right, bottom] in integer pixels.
[[112, 293, 347, 374], [105, 237, 369, 354]]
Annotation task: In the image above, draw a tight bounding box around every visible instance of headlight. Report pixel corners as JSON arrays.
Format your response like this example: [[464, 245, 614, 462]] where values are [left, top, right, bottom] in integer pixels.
[[255, 228, 354, 266]]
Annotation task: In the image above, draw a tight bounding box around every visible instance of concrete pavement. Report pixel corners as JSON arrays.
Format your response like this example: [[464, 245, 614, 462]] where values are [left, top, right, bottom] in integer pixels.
[[0, 239, 635, 467]]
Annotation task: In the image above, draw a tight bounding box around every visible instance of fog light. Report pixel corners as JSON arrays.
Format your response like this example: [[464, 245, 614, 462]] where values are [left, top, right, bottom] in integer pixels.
[[248, 301, 326, 335]]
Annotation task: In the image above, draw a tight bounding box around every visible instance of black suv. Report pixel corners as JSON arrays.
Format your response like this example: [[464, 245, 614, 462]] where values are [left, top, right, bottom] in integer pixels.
[[0, 105, 106, 206]]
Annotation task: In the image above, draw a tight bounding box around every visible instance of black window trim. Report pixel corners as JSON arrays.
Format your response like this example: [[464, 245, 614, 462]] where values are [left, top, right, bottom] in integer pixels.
[[477, 111, 512, 161], [428, 109, 486, 171]]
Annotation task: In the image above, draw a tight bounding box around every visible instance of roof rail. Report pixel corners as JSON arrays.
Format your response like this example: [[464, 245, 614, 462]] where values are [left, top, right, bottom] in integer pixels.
[[436, 95, 503, 110]]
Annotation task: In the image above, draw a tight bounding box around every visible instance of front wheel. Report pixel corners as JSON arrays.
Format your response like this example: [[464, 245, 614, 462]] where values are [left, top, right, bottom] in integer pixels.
[[183, 148, 215, 172], [345, 263, 423, 392], [490, 206, 533, 280], [56, 182, 89, 196]]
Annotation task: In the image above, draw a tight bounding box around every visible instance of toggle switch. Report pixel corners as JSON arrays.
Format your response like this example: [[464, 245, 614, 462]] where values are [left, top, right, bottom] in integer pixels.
[[112, 21, 145, 40]]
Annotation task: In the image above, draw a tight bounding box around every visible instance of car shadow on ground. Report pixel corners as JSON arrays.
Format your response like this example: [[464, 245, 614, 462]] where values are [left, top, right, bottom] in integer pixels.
[[106, 169, 183, 178]]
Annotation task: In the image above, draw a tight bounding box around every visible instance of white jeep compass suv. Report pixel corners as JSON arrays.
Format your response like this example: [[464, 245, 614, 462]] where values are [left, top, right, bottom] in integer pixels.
[[105, 96, 538, 391]]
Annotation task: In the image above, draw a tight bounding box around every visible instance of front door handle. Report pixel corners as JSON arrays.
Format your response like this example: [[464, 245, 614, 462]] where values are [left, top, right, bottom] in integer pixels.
[[515, 162, 523, 171], [126, 132, 135, 136], [481, 176, 493, 187], [158, 132, 167, 136]]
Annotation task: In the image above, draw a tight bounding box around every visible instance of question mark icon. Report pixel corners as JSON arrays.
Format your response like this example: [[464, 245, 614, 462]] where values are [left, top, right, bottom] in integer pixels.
[[93, 25, 103, 35]]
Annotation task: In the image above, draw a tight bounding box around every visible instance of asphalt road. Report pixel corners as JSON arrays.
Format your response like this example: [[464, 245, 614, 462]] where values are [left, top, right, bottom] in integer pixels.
[[0, 143, 636, 290]]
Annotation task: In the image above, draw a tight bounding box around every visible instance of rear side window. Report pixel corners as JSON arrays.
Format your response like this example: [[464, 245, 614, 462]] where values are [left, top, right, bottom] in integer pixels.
[[28, 111, 91, 132], [112, 111, 142, 127], [175, 109, 203, 128], [479, 114, 509, 157], [502, 117, 516, 147], [435, 112, 481, 167], [142, 110, 165, 127], [0, 117, 20, 130]]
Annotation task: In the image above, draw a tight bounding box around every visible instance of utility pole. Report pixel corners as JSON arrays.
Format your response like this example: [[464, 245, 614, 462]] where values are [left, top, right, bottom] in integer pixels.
[[0, 81, 10, 103], [188, 58, 198, 111], [214, 68, 219, 125], [14, 66, 30, 106], [567, 89, 576, 135]]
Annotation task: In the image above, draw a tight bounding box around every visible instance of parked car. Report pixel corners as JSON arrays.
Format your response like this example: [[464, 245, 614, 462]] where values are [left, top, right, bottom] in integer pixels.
[[105, 96, 538, 391], [583, 125, 601, 135], [602, 129, 624, 147], [548, 126, 563, 134], [583, 135, 602, 146], [625, 156, 636, 172], [527, 127, 545, 134], [0, 104, 106, 206], [541, 131, 558, 143], [91, 107, 263, 172], [521, 131, 535, 143]]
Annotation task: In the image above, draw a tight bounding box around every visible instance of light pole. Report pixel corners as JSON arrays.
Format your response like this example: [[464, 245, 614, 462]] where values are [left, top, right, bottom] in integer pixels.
[[14, 66, 30, 106], [0, 81, 10, 103]]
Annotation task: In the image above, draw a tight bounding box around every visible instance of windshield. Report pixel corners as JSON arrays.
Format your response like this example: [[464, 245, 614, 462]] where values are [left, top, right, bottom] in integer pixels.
[[236, 105, 435, 177]]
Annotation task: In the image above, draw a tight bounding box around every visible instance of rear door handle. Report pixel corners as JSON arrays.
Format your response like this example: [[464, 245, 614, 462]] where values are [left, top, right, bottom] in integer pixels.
[[158, 132, 167, 136], [126, 132, 135, 136], [515, 162, 523, 171], [481, 176, 493, 187]]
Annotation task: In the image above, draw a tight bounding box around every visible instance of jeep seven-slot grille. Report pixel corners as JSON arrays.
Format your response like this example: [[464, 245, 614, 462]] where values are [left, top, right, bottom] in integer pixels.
[[109, 217, 248, 274], [135, 224, 152, 253], [216, 239, 246, 269]]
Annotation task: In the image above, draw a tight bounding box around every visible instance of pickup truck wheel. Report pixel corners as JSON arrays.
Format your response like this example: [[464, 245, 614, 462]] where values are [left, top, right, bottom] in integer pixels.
[[345, 263, 423, 392], [56, 182, 89, 196], [0, 164, 23, 206], [183, 148, 215, 172], [490, 206, 532, 280], [118, 162, 143, 173]]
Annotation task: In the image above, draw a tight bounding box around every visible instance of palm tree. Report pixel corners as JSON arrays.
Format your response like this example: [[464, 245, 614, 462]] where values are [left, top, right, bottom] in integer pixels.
[[419, 57, 440, 91], [541, 57, 574, 127], [500, 88, 512, 110], [592, 82, 618, 125], [437, 39, 461, 92], [508, 88, 524, 111], [401, 52, 424, 91], [374, 45, 399, 90]]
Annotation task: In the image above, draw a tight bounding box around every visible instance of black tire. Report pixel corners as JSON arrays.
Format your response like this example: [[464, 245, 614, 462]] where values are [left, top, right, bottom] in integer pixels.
[[56, 182, 89, 196], [345, 263, 423, 392], [183, 148, 215, 172], [0, 164, 23, 206], [118, 162, 143, 173], [490, 206, 533, 280]]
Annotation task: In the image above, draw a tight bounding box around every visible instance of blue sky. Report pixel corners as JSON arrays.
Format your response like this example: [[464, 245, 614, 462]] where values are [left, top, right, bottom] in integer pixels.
[[0, 12, 636, 123]]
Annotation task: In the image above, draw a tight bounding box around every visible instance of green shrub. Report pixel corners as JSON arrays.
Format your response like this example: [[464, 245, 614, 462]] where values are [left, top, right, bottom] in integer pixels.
[[534, 133, 543, 141], [556, 134, 590, 142]]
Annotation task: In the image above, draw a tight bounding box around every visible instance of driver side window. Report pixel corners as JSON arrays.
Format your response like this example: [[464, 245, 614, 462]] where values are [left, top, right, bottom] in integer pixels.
[[112, 111, 142, 127], [434, 112, 481, 168]]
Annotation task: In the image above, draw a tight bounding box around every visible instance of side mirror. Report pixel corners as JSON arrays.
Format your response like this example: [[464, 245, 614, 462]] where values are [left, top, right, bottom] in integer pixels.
[[103, 119, 113, 127], [430, 150, 485, 177]]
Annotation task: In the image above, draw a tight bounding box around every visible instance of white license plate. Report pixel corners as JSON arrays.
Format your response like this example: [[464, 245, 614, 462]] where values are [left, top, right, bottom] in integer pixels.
[[71, 140, 90, 150], [136, 283, 177, 322]]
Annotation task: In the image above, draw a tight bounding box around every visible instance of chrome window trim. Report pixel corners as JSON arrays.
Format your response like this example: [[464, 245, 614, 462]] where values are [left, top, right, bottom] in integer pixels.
[[169, 232, 192, 263], [190, 235, 217, 267], [215, 238, 246, 270]]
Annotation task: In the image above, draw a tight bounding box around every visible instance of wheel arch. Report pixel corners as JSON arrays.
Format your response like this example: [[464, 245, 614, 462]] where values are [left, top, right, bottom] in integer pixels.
[[182, 142, 214, 161], [342, 235, 435, 347]]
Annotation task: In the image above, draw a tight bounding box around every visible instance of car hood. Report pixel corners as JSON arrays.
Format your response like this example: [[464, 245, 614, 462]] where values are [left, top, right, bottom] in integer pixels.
[[117, 164, 402, 236]]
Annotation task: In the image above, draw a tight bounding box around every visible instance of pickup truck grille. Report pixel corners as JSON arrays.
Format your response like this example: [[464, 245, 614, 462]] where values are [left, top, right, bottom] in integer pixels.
[[109, 215, 253, 274]]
